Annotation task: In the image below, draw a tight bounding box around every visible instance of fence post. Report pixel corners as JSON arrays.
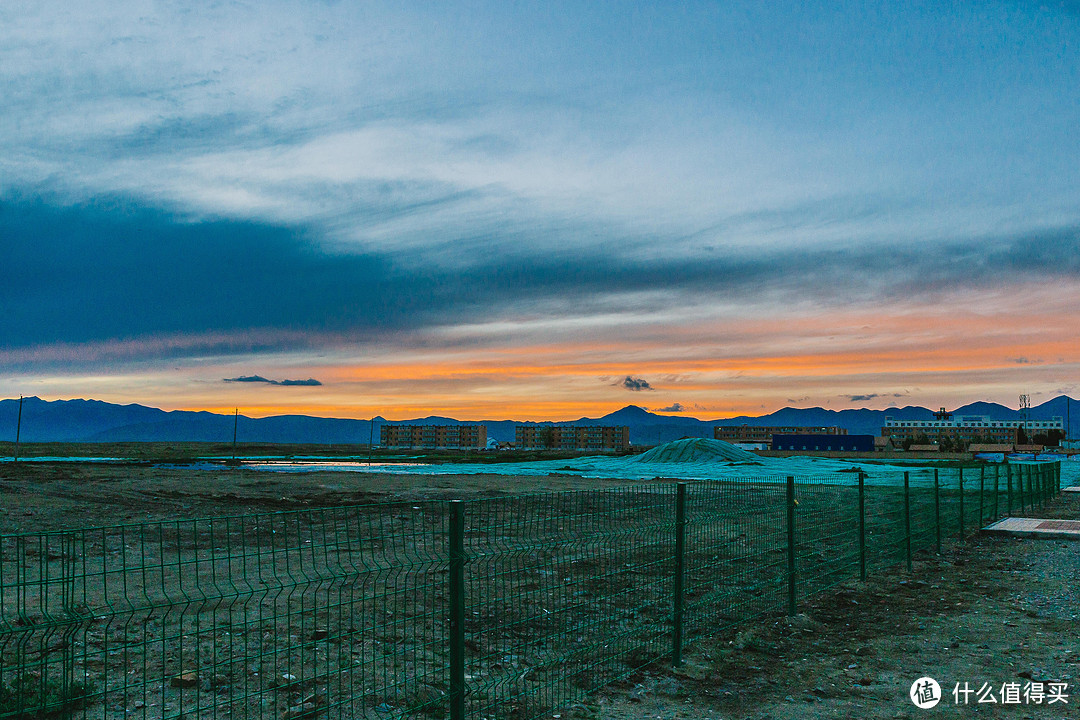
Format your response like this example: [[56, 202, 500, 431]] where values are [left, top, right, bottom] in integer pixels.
[[904, 472, 912, 572], [1034, 464, 1040, 507], [934, 468, 941, 554], [958, 467, 965, 541], [672, 483, 687, 667], [1006, 464, 1013, 516], [858, 472, 866, 581], [993, 464, 1000, 520], [449, 501, 466, 720], [1032, 462, 1041, 507], [979, 466, 985, 528], [786, 476, 797, 615], [1030, 464, 1035, 508]]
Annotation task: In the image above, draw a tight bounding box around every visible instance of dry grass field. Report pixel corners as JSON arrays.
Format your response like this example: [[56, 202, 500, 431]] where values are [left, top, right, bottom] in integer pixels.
[[1, 452, 1075, 719]]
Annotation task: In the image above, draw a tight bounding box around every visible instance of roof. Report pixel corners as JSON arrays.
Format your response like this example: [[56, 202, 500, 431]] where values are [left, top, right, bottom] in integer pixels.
[[969, 443, 1013, 452]]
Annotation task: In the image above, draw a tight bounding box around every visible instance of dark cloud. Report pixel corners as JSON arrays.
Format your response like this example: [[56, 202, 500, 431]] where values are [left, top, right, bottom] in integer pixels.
[[618, 376, 653, 391], [655, 402, 685, 412], [847, 392, 908, 402], [444, 223, 1080, 312], [0, 197, 405, 348], [4, 194, 1080, 368], [224, 375, 322, 386]]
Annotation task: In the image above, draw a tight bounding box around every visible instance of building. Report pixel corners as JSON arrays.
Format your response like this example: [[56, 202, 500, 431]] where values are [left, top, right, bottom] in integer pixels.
[[771, 434, 875, 453], [882, 409, 1064, 447], [715, 425, 846, 445], [967, 443, 1015, 454], [515, 425, 630, 452], [380, 424, 487, 449]]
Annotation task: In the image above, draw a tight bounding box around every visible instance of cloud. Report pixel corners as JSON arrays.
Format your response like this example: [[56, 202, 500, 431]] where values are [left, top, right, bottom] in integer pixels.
[[847, 393, 909, 402], [224, 375, 322, 387], [5, 195, 1080, 368], [618, 376, 653, 391], [655, 402, 685, 412], [1011, 357, 1042, 365]]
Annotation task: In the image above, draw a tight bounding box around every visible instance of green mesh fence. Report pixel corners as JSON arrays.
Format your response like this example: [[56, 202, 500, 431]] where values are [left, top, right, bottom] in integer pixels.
[[0, 462, 1061, 720], [1, 503, 450, 720], [681, 479, 789, 643]]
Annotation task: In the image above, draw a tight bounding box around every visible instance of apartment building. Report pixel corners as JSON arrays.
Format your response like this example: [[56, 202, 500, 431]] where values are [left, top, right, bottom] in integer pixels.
[[515, 425, 630, 451], [714, 425, 847, 444], [380, 424, 487, 449], [882, 412, 1063, 445]]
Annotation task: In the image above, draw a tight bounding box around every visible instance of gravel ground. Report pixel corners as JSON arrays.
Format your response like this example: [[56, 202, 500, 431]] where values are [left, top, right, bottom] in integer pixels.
[[2, 461, 1077, 719], [592, 495, 1080, 719]]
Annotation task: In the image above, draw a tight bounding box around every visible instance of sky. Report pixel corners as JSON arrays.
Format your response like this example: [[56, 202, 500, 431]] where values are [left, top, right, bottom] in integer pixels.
[[2, 1, 1079, 421]]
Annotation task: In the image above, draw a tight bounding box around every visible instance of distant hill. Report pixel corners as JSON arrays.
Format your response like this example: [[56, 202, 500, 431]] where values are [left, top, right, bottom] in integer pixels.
[[1, 396, 1076, 446]]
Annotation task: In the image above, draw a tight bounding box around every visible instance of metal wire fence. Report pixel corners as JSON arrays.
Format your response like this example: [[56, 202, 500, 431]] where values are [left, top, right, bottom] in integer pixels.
[[0, 462, 1062, 720]]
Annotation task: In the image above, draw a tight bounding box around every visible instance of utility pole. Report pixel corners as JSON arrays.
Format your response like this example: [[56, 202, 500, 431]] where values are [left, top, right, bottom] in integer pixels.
[[232, 408, 239, 461], [14, 395, 23, 462], [1019, 395, 1030, 445], [368, 416, 374, 466]]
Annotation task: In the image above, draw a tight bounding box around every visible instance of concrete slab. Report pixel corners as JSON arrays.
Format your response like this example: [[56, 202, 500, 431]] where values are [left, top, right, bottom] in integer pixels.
[[982, 516, 1080, 540]]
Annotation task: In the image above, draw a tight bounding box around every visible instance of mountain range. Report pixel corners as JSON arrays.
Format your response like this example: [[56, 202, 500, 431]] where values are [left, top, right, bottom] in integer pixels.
[[2, 396, 1077, 446]]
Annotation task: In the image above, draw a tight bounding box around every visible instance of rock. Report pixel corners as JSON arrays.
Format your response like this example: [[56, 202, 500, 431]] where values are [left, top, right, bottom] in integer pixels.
[[269, 673, 299, 689], [170, 672, 199, 688], [301, 691, 326, 706], [282, 701, 316, 719]]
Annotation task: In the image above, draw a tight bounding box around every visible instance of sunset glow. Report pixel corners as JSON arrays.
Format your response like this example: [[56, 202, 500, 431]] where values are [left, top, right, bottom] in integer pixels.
[[3, 3, 1078, 422]]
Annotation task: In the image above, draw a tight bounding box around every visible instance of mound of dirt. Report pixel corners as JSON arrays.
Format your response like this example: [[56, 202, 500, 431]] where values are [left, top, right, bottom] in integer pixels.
[[631, 437, 759, 463]]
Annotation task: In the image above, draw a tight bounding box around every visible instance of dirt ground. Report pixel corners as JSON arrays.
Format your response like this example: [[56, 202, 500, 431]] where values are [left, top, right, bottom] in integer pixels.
[[595, 499, 1080, 720], [0, 462, 636, 534], [1, 460, 1077, 719]]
